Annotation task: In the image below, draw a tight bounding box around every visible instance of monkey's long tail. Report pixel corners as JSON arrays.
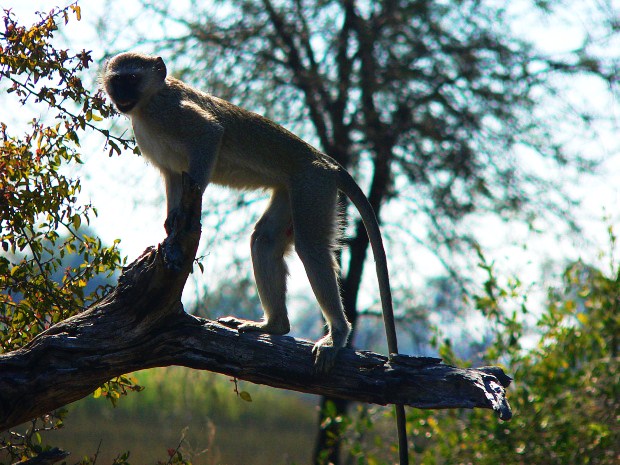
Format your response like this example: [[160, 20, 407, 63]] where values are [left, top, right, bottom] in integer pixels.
[[336, 168, 409, 465]]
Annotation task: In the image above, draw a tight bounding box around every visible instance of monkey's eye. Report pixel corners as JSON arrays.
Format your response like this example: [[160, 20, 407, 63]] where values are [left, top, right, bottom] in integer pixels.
[[114, 73, 140, 86]]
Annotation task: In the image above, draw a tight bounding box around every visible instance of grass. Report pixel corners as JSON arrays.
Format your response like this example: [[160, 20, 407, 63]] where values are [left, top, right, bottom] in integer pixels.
[[29, 367, 318, 465]]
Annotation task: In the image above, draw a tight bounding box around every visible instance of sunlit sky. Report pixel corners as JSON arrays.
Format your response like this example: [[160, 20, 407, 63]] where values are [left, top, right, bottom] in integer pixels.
[[3, 1, 620, 337]]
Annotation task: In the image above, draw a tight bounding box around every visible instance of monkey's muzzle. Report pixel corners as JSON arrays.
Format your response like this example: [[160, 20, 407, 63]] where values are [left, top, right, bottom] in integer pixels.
[[115, 99, 137, 113]]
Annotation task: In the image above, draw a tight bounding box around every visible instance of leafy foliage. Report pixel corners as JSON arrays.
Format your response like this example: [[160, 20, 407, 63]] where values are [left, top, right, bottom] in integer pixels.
[[0, 5, 126, 353], [436, 254, 618, 465], [0, 5, 140, 462], [345, 243, 619, 464], [93, 375, 145, 407], [0, 411, 68, 461]]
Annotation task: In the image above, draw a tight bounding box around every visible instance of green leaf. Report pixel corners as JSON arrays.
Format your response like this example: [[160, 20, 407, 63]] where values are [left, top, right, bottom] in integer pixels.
[[72, 213, 81, 230]]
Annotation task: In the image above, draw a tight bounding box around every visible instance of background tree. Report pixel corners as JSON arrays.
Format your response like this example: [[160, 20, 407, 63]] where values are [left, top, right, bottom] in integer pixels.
[[99, 0, 618, 461]]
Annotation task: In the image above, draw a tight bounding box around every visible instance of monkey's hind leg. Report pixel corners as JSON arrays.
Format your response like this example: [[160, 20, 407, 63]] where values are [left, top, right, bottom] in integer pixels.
[[290, 178, 351, 373], [219, 189, 293, 335]]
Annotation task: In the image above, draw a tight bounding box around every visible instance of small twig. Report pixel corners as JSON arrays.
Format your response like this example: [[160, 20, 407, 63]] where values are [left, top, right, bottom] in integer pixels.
[[166, 427, 188, 465]]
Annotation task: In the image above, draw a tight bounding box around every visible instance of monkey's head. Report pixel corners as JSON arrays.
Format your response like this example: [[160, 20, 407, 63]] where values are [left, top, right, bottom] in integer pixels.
[[103, 52, 167, 114]]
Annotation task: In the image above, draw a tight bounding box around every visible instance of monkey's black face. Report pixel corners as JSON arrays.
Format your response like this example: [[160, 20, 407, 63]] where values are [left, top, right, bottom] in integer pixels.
[[109, 73, 143, 113]]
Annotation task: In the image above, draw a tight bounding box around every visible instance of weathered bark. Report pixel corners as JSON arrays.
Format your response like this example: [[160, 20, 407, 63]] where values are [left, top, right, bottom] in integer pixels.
[[0, 175, 512, 433]]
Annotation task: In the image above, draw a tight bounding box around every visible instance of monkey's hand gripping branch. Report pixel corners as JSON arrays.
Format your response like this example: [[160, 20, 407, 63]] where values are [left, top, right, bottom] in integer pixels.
[[161, 173, 203, 273], [0, 174, 512, 430]]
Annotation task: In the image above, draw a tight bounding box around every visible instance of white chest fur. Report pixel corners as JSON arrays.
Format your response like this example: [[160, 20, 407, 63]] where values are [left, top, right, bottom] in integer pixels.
[[131, 115, 189, 174]]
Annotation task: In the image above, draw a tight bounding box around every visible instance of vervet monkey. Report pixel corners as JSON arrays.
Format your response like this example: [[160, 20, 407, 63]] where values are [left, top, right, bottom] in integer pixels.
[[103, 52, 408, 463], [102, 50, 403, 366]]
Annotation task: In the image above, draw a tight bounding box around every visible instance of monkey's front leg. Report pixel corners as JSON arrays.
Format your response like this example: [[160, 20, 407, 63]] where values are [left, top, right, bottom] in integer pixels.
[[163, 171, 185, 235]]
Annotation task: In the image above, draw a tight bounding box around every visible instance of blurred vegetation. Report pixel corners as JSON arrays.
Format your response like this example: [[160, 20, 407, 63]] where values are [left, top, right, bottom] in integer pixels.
[[337, 241, 619, 465], [40, 368, 318, 465]]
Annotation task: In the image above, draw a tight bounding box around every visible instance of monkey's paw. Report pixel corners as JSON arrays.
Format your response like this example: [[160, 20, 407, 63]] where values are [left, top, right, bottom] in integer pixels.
[[312, 339, 341, 374], [164, 208, 183, 235], [217, 316, 245, 329], [218, 316, 290, 335]]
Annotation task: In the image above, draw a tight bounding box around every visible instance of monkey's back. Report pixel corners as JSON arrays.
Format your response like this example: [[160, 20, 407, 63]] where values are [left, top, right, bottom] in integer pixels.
[[212, 97, 333, 187], [170, 78, 336, 190], [136, 77, 337, 191]]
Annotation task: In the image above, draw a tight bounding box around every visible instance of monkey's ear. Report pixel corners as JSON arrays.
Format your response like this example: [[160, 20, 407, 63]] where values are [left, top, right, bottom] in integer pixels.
[[155, 56, 167, 80]]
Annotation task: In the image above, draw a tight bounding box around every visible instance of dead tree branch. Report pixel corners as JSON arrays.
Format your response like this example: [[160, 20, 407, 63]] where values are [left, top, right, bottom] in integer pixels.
[[0, 174, 512, 432]]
